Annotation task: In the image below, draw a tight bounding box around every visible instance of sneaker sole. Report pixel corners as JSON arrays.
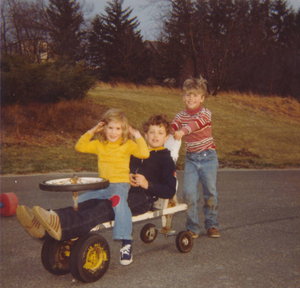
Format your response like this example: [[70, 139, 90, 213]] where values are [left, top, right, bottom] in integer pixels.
[[32, 207, 61, 241], [120, 257, 133, 266], [188, 231, 199, 239], [16, 206, 45, 239], [209, 234, 220, 238]]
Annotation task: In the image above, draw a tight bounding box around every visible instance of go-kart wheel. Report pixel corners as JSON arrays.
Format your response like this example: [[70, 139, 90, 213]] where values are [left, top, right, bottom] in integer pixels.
[[70, 232, 110, 283], [39, 176, 109, 192], [41, 237, 72, 275], [176, 231, 193, 253], [0, 192, 18, 216], [140, 223, 158, 243]]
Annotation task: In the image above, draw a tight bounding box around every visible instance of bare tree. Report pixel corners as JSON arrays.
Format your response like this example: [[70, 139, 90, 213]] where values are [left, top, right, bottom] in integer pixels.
[[1, 0, 50, 61], [1, 0, 11, 54]]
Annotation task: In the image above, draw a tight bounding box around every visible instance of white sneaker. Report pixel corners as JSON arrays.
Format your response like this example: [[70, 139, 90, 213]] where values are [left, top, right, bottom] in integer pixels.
[[16, 205, 45, 238], [32, 206, 62, 240], [120, 244, 133, 266]]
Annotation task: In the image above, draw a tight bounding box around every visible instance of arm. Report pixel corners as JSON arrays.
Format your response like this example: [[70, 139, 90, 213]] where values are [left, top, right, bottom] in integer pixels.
[[171, 115, 181, 133], [129, 126, 150, 159], [174, 110, 212, 140], [129, 155, 141, 187], [131, 156, 176, 199], [173, 130, 185, 141], [75, 122, 104, 154], [172, 114, 184, 140]]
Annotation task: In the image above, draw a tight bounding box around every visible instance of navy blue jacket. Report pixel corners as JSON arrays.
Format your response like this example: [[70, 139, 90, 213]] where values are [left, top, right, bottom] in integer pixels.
[[129, 148, 177, 200]]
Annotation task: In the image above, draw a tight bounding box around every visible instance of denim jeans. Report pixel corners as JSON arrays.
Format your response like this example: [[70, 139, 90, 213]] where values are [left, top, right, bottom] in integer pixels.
[[78, 183, 132, 240], [183, 150, 219, 235]]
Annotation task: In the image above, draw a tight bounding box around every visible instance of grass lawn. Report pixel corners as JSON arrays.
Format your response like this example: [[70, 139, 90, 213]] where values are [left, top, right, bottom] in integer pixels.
[[1, 82, 300, 175]]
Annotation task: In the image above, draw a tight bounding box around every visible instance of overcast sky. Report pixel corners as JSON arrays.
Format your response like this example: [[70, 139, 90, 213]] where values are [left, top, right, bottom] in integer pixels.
[[90, 0, 300, 41], [89, 0, 158, 40]]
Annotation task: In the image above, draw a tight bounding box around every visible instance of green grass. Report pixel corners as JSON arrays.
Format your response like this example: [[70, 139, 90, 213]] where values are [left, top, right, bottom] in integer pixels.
[[87, 83, 300, 169], [1, 82, 300, 175], [1, 144, 98, 175]]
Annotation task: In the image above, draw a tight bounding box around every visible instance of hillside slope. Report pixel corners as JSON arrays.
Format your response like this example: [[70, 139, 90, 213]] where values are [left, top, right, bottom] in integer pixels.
[[1, 83, 300, 174]]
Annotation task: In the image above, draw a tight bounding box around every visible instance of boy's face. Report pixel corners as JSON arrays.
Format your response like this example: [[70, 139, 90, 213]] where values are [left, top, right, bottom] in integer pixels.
[[183, 93, 205, 110], [145, 125, 170, 149]]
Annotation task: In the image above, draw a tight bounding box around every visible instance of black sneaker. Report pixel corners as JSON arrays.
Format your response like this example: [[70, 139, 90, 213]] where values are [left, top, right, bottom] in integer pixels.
[[120, 244, 133, 266]]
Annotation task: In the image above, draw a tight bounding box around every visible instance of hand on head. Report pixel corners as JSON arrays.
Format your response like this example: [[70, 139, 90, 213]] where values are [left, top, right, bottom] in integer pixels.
[[129, 126, 142, 139], [89, 122, 105, 135]]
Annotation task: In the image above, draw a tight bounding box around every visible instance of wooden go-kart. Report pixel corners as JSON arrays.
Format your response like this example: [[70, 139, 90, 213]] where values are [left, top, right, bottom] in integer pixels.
[[38, 137, 193, 283]]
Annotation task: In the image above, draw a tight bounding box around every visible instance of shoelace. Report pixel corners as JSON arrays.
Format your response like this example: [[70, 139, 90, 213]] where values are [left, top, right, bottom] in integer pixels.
[[120, 244, 131, 256]]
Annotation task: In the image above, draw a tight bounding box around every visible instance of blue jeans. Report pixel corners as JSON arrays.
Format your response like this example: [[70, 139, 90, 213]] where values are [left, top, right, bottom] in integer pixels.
[[183, 150, 219, 235], [78, 183, 132, 240]]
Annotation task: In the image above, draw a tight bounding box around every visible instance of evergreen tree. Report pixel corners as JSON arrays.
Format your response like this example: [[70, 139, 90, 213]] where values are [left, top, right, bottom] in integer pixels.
[[204, 0, 237, 91], [46, 0, 85, 60], [89, 0, 148, 82], [194, 0, 210, 80], [87, 15, 105, 73], [160, 0, 197, 84]]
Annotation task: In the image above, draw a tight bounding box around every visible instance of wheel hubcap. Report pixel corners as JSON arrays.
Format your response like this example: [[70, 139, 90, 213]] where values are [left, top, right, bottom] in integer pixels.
[[83, 244, 108, 271], [182, 237, 189, 246]]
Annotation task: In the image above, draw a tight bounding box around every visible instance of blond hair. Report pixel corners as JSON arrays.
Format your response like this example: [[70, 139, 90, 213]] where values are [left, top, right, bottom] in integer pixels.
[[97, 108, 130, 145], [182, 76, 208, 97]]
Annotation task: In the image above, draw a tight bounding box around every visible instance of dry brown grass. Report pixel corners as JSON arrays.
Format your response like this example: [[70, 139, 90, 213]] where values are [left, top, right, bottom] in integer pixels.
[[1, 100, 108, 147], [222, 91, 300, 123], [96, 81, 181, 95]]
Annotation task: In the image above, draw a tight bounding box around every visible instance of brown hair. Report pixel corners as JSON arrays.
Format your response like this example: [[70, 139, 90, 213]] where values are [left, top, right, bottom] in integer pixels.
[[182, 76, 208, 97], [142, 114, 170, 134], [96, 108, 130, 145]]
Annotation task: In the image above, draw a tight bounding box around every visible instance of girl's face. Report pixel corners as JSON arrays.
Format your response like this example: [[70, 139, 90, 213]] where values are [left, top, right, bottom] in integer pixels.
[[105, 121, 123, 142]]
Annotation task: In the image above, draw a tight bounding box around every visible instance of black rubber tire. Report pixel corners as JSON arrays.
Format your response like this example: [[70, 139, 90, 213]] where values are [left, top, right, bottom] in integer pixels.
[[41, 237, 72, 275], [140, 223, 158, 243], [69, 233, 110, 283], [176, 231, 193, 253], [39, 177, 109, 192]]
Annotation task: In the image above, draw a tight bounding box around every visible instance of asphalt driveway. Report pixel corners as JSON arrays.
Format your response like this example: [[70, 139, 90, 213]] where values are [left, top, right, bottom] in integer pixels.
[[1, 169, 299, 288]]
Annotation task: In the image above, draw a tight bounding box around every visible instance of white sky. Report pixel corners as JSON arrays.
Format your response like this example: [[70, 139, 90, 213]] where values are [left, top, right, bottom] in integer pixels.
[[290, 0, 300, 9], [89, 0, 300, 41]]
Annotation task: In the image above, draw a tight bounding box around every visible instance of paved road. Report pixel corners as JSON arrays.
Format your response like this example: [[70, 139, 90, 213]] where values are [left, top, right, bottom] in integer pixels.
[[1, 170, 300, 288]]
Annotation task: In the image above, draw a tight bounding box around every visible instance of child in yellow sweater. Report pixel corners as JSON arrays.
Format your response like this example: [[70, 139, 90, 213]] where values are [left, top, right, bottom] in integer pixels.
[[33, 108, 149, 265]]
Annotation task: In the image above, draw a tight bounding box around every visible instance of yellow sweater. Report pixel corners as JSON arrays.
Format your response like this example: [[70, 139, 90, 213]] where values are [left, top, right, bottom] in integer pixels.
[[75, 132, 149, 183]]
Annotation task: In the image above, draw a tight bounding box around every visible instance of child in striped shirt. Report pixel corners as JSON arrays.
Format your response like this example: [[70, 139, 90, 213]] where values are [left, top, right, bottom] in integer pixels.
[[172, 77, 220, 239]]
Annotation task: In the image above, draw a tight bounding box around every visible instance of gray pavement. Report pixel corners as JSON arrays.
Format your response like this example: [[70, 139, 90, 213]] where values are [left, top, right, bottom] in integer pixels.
[[1, 169, 300, 288]]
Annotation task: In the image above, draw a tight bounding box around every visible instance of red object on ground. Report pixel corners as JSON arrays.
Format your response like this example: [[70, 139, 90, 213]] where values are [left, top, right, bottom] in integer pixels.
[[0, 193, 18, 216]]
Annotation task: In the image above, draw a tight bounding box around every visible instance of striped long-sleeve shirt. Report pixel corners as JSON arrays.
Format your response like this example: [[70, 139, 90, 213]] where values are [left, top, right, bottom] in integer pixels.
[[172, 106, 216, 153]]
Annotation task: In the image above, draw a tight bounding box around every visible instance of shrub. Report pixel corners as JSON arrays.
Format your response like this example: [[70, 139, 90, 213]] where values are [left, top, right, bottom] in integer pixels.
[[1, 54, 96, 105]]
